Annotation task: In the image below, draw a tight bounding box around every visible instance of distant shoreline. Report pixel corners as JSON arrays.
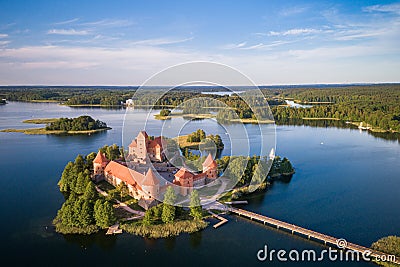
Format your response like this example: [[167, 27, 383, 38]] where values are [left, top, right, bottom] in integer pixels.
[[0, 127, 111, 135]]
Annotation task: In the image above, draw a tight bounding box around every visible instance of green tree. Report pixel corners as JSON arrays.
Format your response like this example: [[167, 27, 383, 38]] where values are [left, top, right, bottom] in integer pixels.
[[225, 156, 247, 184], [100, 144, 121, 160], [159, 109, 171, 116], [280, 157, 294, 174], [74, 155, 85, 173], [78, 200, 93, 226], [94, 199, 116, 228], [60, 202, 75, 227], [83, 182, 98, 201], [58, 161, 74, 192], [75, 173, 87, 194], [142, 210, 153, 225], [189, 190, 202, 220], [162, 187, 177, 223], [116, 182, 129, 201], [86, 152, 97, 168]]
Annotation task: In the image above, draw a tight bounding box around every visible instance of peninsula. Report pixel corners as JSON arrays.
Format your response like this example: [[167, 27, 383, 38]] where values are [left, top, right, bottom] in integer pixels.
[[1, 115, 111, 135]]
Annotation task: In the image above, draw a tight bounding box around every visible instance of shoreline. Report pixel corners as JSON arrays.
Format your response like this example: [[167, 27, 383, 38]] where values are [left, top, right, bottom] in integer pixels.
[[0, 127, 111, 135]]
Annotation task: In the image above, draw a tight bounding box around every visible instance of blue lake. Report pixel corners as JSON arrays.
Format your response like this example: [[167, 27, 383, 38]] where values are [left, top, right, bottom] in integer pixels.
[[0, 101, 399, 266]]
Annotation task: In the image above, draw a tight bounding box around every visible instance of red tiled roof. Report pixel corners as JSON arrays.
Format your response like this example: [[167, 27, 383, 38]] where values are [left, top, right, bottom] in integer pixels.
[[128, 140, 137, 148], [174, 167, 194, 180], [93, 151, 109, 164], [202, 153, 217, 168], [148, 136, 163, 149], [104, 161, 144, 190], [142, 168, 160, 186]]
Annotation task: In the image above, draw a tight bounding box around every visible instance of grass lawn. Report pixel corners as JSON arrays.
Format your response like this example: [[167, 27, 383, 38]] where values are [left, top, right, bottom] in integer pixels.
[[23, 118, 58, 124], [173, 134, 202, 149]]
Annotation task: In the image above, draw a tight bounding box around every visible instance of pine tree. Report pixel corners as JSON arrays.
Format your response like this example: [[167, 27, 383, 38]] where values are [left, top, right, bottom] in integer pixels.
[[94, 199, 116, 228], [189, 190, 202, 220], [74, 155, 85, 173], [162, 187, 176, 223], [75, 173, 86, 194], [78, 200, 93, 227], [58, 162, 74, 192], [83, 182, 98, 201]]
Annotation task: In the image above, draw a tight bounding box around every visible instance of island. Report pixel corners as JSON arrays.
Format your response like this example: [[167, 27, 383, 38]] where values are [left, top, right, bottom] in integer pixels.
[[174, 129, 224, 150], [53, 130, 294, 238], [1, 115, 111, 135], [2, 85, 399, 133]]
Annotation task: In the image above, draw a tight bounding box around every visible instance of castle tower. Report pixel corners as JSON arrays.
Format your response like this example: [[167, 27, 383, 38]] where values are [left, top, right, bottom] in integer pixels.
[[173, 167, 194, 196], [202, 153, 218, 179], [93, 150, 109, 176], [141, 168, 160, 198], [136, 130, 149, 160]]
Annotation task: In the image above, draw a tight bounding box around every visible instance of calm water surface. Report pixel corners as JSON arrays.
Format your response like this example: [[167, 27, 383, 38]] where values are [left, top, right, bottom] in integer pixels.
[[0, 102, 399, 266]]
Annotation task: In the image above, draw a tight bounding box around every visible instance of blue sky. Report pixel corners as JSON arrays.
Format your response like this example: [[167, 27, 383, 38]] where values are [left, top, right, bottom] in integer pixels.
[[0, 0, 399, 85]]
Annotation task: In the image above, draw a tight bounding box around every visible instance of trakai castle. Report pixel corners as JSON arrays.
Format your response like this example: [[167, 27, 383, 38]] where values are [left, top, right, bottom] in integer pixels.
[[92, 131, 218, 209]]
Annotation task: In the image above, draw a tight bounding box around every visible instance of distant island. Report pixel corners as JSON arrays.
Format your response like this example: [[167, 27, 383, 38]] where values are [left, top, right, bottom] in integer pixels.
[[174, 129, 224, 150], [155, 109, 274, 124], [1, 115, 111, 135], [53, 130, 294, 238]]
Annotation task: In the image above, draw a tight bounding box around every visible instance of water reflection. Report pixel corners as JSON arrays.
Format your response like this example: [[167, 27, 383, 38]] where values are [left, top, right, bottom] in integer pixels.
[[63, 232, 117, 250], [189, 231, 202, 248]]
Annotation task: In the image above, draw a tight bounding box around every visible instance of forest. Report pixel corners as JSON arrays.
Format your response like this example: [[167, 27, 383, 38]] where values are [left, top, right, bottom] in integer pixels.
[[2, 84, 399, 132], [272, 85, 400, 132], [53, 150, 119, 234], [45, 116, 108, 131]]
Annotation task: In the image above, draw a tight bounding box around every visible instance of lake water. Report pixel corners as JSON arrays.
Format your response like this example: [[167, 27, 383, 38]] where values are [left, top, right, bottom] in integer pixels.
[[0, 101, 399, 266]]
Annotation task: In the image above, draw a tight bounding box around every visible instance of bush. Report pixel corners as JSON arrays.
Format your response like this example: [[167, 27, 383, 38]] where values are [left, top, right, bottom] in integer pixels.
[[121, 219, 208, 238]]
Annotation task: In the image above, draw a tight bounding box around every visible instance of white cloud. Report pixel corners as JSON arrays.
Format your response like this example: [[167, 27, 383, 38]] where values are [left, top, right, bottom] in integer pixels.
[[221, 41, 248, 49], [0, 42, 399, 85], [222, 40, 290, 50], [279, 6, 309, 16], [80, 19, 133, 28], [130, 37, 194, 46], [0, 34, 8, 38], [53, 18, 80, 25], [0, 40, 11, 46], [363, 3, 400, 14], [47, 29, 89, 35], [269, 28, 321, 36], [240, 43, 265, 50]]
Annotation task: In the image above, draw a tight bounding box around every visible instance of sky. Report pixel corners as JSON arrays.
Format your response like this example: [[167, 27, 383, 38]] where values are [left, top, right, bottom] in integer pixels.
[[0, 0, 399, 85]]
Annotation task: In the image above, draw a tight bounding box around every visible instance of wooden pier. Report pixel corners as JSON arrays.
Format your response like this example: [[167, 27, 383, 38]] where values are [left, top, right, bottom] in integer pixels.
[[106, 224, 122, 235], [228, 207, 400, 264], [208, 211, 228, 228], [224, 200, 248, 205]]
